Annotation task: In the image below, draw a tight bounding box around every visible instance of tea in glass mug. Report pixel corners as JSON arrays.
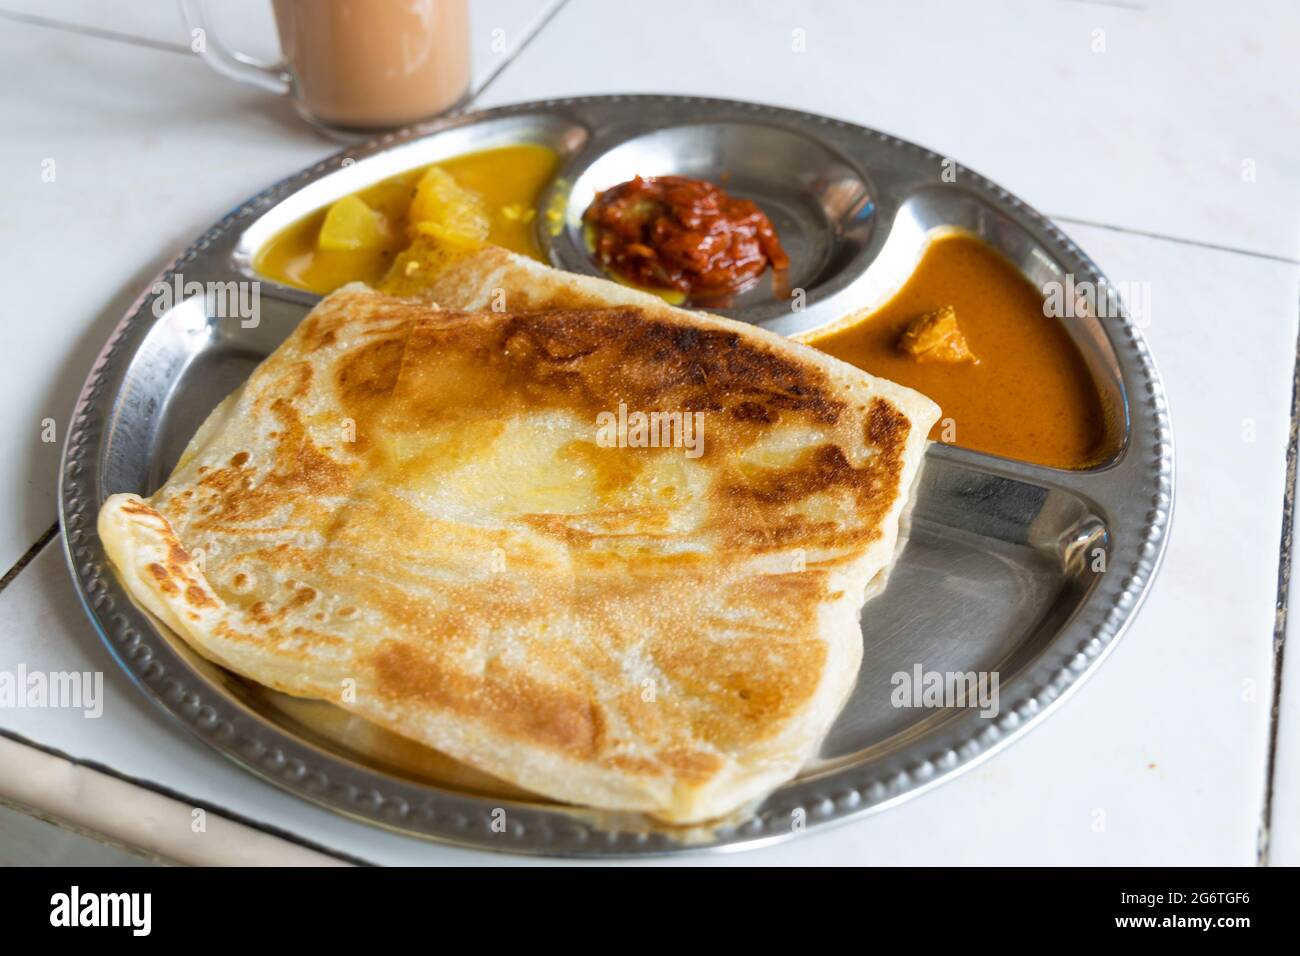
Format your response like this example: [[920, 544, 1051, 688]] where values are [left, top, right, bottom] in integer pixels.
[[181, 0, 471, 135]]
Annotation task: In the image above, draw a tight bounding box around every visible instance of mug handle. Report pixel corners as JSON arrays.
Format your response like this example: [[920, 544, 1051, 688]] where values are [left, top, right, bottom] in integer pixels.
[[179, 0, 291, 95]]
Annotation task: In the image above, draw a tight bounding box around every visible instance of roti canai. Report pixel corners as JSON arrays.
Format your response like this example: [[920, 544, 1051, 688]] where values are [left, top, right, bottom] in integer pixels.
[[99, 286, 938, 823]]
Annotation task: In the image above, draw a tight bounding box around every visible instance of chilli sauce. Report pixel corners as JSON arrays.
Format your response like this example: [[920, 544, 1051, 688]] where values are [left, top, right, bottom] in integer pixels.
[[583, 175, 790, 301]]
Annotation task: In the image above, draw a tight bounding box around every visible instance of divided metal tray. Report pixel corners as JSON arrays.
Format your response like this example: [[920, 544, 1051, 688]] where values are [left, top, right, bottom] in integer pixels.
[[59, 95, 1173, 857]]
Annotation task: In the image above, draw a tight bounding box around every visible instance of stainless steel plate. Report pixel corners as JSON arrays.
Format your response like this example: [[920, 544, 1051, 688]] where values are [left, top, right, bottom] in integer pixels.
[[60, 95, 1173, 857]]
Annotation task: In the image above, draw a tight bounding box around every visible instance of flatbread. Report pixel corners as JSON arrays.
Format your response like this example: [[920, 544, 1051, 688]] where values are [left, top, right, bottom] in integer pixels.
[[381, 235, 715, 316], [99, 286, 938, 823]]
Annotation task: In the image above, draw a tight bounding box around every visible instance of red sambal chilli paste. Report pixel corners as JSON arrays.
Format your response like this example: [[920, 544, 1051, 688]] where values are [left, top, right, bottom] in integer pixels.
[[582, 175, 790, 301]]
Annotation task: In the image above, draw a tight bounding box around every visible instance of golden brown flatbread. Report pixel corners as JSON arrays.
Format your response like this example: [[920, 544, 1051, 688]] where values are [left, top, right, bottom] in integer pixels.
[[99, 286, 938, 822]]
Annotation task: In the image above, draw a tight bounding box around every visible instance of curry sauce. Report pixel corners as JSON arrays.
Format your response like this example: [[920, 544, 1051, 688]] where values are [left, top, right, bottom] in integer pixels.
[[801, 232, 1113, 469], [254, 143, 558, 294]]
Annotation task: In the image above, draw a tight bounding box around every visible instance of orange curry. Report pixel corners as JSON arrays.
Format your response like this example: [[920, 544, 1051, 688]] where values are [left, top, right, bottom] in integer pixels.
[[801, 232, 1114, 469]]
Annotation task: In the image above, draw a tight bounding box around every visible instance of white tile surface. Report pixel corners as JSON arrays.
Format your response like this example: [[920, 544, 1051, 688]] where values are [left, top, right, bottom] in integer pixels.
[[0, 0, 561, 91], [1, 224, 1291, 865], [475, 0, 1300, 260], [0, 0, 189, 47]]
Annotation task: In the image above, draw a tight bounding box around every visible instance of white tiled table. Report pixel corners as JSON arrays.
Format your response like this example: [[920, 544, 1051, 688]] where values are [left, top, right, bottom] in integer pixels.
[[1, 0, 1297, 866]]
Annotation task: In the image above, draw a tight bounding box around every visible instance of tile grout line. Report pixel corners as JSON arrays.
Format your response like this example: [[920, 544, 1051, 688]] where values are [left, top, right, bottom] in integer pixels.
[[0, 523, 57, 597], [1258, 285, 1300, 865], [0, 8, 192, 55], [1048, 214, 1300, 266]]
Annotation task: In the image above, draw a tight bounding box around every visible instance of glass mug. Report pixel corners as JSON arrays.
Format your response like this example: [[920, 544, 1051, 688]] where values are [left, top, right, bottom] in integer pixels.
[[180, 0, 471, 136]]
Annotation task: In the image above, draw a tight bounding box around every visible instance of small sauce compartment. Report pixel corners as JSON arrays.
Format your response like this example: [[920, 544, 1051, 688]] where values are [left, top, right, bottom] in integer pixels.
[[798, 188, 1128, 470], [235, 113, 589, 293], [253, 143, 559, 294], [545, 121, 876, 324]]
